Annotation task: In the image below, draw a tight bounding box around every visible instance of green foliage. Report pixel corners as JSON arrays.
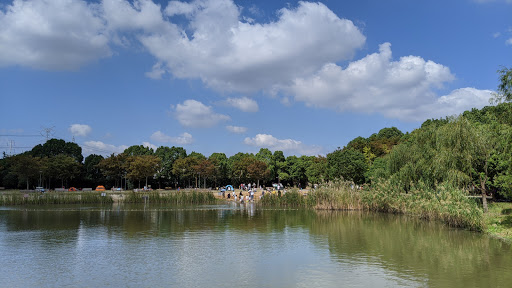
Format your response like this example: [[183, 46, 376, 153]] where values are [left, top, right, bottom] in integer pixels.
[[260, 181, 484, 231], [84, 154, 105, 186], [47, 154, 81, 187], [209, 152, 229, 186], [492, 66, 512, 103], [123, 145, 154, 156], [306, 156, 327, 185], [97, 153, 128, 187], [155, 146, 187, 187], [376, 127, 404, 139], [327, 148, 368, 184], [31, 138, 83, 163], [126, 155, 161, 188], [10, 155, 43, 189]]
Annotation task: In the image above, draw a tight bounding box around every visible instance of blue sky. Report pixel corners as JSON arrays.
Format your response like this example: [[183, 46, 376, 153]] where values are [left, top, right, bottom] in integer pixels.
[[1, 0, 511, 158]]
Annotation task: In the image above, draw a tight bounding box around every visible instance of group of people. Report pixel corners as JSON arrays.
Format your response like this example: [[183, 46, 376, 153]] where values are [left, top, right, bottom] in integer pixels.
[[240, 183, 259, 191], [226, 189, 256, 202]]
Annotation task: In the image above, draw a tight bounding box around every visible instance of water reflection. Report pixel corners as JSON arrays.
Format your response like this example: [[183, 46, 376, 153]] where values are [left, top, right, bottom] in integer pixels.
[[0, 204, 510, 287]]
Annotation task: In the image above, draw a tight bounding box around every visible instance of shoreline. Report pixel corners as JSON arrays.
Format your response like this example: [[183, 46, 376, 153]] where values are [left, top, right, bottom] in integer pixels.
[[2, 188, 511, 243]]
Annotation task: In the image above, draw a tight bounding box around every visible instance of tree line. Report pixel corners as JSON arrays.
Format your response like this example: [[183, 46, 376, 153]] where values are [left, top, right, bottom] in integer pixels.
[[1, 68, 511, 201], [0, 127, 404, 191]]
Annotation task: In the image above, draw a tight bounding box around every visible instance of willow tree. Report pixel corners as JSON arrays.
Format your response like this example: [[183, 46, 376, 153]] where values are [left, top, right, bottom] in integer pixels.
[[491, 66, 512, 104]]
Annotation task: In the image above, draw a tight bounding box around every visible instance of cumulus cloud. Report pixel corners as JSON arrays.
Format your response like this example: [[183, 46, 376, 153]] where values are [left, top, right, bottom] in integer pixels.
[[0, 0, 492, 123], [226, 125, 248, 134], [69, 124, 92, 137], [150, 131, 194, 145], [391, 88, 493, 121], [282, 42, 491, 121], [225, 97, 259, 112], [173, 100, 230, 128], [244, 134, 322, 156], [82, 141, 128, 156], [141, 0, 366, 92], [507, 38, 512, 45], [0, 0, 111, 70]]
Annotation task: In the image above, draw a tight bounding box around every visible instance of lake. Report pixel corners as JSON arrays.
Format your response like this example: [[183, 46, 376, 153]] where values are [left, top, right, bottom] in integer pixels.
[[0, 203, 510, 287]]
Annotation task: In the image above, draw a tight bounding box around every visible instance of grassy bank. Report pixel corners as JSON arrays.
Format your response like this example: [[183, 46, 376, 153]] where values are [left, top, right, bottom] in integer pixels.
[[0, 191, 113, 205], [122, 190, 217, 204], [260, 181, 484, 231], [484, 202, 512, 242]]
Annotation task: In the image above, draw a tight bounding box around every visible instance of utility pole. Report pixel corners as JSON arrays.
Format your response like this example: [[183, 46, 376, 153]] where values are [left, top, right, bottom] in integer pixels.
[[8, 140, 15, 156]]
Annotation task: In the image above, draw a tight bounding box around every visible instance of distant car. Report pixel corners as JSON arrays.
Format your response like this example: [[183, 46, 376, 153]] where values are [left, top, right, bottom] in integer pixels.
[[36, 187, 45, 193], [95, 185, 106, 191], [68, 187, 77, 191]]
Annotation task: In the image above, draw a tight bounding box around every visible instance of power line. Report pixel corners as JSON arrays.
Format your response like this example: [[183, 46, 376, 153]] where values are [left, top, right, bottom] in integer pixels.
[[0, 134, 40, 137]]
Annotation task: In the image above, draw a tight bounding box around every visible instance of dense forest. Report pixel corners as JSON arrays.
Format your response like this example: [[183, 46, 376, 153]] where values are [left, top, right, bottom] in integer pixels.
[[1, 68, 511, 201]]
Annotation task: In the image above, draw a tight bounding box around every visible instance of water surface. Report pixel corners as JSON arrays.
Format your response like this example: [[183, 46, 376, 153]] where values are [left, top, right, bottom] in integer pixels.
[[0, 203, 510, 287]]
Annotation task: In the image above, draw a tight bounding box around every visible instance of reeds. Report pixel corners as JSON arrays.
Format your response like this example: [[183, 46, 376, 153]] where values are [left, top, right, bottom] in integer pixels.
[[260, 181, 363, 210], [361, 181, 484, 231], [122, 191, 217, 204], [260, 180, 484, 231], [0, 192, 113, 205]]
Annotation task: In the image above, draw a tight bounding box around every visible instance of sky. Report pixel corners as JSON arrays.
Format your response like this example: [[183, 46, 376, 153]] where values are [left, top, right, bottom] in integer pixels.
[[1, 0, 511, 158]]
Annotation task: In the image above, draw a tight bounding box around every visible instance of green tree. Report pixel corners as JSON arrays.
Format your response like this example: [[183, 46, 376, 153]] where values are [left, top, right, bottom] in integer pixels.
[[209, 152, 229, 187], [124, 145, 154, 156], [230, 153, 254, 185], [155, 146, 187, 188], [11, 155, 42, 189], [327, 149, 368, 184], [492, 66, 512, 103], [98, 153, 128, 188], [31, 138, 83, 163], [126, 155, 160, 188], [47, 154, 81, 188], [247, 158, 269, 187], [306, 156, 327, 185], [84, 154, 105, 187]]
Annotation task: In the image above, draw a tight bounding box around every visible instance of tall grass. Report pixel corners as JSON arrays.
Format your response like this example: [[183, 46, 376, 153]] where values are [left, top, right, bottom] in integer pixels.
[[123, 191, 217, 204], [0, 192, 113, 205], [260, 181, 362, 210], [260, 180, 484, 231], [362, 181, 483, 231]]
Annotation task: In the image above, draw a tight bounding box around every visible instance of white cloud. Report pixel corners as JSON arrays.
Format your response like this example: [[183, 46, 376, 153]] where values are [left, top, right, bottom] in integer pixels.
[[390, 88, 493, 121], [226, 125, 248, 134], [244, 134, 322, 156], [225, 97, 259, 112], [82, 141, 128, 156], [150, 131, 194, 145], [507, 38, 512, 45], [141, 0, 365, 92], [174, 100, 230, 128], [142, 141, 157, 151], [0, 0, 111, 70], [284, 42, 489, 122], [473, 0, 512, 3], [145, 62, 166, 79], [69, 124, 92, 137]]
